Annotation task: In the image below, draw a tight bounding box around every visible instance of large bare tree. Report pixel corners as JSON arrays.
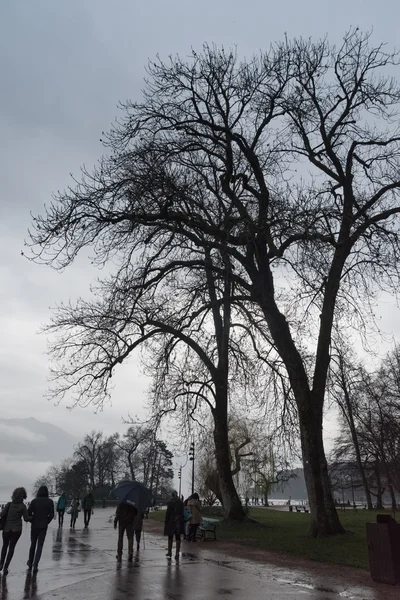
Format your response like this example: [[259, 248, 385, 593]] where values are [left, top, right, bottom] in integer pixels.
[[29, 31, 400, 535]]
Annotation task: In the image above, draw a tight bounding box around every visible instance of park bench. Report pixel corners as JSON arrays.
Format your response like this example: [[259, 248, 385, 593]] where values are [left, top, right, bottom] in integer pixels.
[[295, 506, 310, 513], [198, 517, 220, 541]]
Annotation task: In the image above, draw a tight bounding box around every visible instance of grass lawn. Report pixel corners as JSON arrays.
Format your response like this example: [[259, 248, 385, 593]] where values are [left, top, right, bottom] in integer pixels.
[[150, 507, 384, 569]]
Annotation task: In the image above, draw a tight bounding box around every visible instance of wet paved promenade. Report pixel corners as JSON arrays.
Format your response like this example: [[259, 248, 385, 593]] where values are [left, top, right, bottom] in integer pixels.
[[0, 510, 397, 599]]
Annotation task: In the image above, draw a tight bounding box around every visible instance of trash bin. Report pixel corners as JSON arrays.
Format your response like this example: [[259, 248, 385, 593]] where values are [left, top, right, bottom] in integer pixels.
[[289, 506, 293, 512], [366, 514, 400, 585]]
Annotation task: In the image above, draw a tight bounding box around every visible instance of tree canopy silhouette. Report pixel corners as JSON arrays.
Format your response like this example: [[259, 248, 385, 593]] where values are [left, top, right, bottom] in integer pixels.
[[29, 30, 400, 536]]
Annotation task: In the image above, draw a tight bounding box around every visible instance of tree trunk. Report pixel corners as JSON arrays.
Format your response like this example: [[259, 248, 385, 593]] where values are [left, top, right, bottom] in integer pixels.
[[389, 482, 397, 512], [255, 274, 344, 536], [213, 402, 246, 521], [299, 402, 345, 537], [339, 384, 374, 510], [374, 463, 384, 509], [128, 454, 135, 480]]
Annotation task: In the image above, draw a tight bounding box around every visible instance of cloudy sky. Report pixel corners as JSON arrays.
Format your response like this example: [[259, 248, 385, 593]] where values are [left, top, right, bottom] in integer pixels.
[[1, 0, 400, 448]]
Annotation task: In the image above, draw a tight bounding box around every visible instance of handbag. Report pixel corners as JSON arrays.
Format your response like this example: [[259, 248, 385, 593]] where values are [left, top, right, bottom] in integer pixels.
[[184, 507, 192, 522], [0, 502, 10, 531]]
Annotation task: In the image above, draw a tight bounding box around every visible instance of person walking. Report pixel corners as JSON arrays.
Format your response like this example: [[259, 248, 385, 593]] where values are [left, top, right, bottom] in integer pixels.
[[82, 492, 95, 529], [114, 502, 137, 562], [0, 487, 29, 576], [133, 510, 144, 551], [183, 493, 194, 540], [27, 485, 55, 572], [56, 492, 67, 528], [70, 498, 80, 529], [187, 493, 201, 541], [164, 490, 184, 560]]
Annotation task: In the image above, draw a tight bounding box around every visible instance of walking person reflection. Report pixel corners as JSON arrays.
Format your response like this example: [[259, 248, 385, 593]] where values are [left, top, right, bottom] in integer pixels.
[[0, 487, 29, 576]]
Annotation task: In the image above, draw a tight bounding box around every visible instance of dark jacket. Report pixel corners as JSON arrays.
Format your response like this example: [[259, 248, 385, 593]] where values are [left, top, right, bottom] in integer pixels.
[[82, 494, 94, 510], [164, 496, 184, 537], [133, 511, 144, 531], [114, 503, 137, 528], [28, 490, 55, 529], [0, 501, 29, 532]]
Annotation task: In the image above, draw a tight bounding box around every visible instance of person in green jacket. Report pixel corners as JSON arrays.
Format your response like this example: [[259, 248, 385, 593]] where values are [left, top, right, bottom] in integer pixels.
[[82, 492, 95, 528], [56, 492, 67, 528]]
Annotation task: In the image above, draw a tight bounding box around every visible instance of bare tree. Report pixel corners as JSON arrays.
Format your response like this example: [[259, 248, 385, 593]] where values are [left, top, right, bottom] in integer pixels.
[[28, 31, 400, 535], [114, 426, 152, 481], [74, 431, 104, 491], [329, 343, 374, 509]]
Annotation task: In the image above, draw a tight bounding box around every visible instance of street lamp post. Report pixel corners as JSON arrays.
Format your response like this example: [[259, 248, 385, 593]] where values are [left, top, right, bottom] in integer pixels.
[[189, 440, 195, 495], [178, 465, 182, 498]]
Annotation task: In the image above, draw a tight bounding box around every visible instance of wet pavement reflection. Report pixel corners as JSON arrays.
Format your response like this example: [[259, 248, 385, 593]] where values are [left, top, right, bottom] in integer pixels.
[[0, 510, 398, 599]]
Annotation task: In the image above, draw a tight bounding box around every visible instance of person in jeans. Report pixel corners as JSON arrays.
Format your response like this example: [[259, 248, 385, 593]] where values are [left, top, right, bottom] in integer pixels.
[[114, 502, 137, 562], [56, 492, 67, 528], [27, 485, 55, 572], [0, 487, 29, 576], [82, 492, 95, 529], [187, 493, 202, 541]]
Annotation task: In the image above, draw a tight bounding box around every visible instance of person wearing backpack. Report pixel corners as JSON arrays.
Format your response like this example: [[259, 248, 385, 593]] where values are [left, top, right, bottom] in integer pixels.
[[0, 487, 29, 576], [27, 485, 55, 572], [187, 493, 202, 541], [56, 492, 67, 528]]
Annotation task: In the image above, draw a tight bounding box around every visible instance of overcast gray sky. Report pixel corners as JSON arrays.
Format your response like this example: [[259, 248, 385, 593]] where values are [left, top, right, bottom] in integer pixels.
[[1, 0, 400, 445]]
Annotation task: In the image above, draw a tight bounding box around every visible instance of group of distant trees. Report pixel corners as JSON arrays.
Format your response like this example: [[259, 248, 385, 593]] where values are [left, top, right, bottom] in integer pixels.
[[195, 413, 296, 507], [330, 344, 400, 511], [27, 29, 400, 536], [34, 427, 174, 502]]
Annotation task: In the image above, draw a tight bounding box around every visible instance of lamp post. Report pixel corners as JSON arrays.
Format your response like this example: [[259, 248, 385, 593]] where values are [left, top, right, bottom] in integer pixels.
[[178, 465, 182, 498], [189, 439, 195, 495]]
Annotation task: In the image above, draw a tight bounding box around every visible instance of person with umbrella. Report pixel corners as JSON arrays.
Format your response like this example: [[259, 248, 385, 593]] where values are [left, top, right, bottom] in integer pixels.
[[164, 490, 184, 560], [114, 501, 137, 562], [110, 481, 153, 562]]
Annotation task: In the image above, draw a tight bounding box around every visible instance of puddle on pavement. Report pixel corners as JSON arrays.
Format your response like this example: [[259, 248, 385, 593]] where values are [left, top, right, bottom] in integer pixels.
[[275, 577, 359, 600]]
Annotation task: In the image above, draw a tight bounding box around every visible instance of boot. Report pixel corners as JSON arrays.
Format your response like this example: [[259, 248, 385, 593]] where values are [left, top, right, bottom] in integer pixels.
[[175, 539, 181, 561], [166, 537, 173, 558]]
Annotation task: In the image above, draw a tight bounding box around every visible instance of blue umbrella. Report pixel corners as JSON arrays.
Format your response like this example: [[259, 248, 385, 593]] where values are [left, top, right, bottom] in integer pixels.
[[110, 480, 153, 513]]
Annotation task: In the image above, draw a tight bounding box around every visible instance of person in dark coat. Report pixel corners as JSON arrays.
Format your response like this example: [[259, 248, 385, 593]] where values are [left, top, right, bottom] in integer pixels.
[[82, 492, 95, 529], [0, 487, 29, 576], [133, 510, 144, 551], [114, 502, 137, 562], [164, 490, 184, 560], [27, 485, 55, 572], [70, 498, 80, 529]]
